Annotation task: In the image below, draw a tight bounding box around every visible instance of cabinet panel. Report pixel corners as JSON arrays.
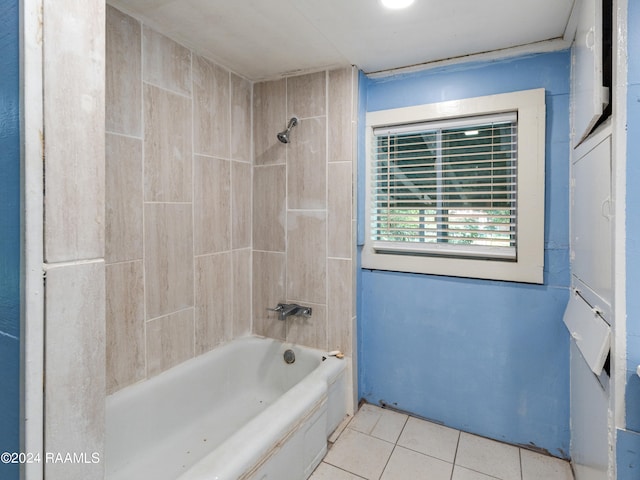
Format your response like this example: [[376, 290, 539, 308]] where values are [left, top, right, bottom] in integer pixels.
[[572, 0, 608, 145], [570, 341, 609, 480], [572, 135, 612, 316]]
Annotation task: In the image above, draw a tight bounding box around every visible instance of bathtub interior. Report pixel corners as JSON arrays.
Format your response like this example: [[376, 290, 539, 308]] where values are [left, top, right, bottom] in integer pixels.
[[106, 336, 347, 480]]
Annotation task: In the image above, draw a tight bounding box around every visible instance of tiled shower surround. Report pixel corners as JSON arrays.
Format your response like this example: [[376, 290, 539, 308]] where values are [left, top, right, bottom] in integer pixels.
[[106, 6, 356, 395], [105, 6, 252, 393], [252, 70, 357, 355]]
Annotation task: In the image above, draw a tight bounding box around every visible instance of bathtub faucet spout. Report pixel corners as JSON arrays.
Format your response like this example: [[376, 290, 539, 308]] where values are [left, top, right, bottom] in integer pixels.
[[267, 303, 313, 320]]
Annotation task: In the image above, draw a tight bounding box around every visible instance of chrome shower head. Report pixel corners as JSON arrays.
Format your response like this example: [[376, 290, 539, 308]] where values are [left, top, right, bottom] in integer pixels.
[[277, 117, 298, 144], [276, 131, 290, 144]]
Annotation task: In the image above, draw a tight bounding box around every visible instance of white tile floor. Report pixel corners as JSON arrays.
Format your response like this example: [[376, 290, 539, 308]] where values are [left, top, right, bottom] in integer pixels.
[[310, 404, 574, 480]]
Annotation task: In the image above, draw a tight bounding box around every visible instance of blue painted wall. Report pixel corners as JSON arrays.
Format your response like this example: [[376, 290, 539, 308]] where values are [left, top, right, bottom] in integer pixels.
[[0, 0, 21, 479], [357, 51, 571, 458], [618, 1, 640, 477], [617, 429, 640, 480]]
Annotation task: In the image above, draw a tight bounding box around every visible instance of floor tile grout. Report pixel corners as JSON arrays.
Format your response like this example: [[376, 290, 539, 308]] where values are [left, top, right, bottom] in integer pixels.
[[453, 465, 506, 480], [449, 430, 461, 480], [346, 425, 395, 445], [378, 443, 398, 480], [313, 404, 572, 480], [324, 461, 369, 480], [376, 415, 410, 479], [519, 447, 524, 480], [394, 443, 457, 468]]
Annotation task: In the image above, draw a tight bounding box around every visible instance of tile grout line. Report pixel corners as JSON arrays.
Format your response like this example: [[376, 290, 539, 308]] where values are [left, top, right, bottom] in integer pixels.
[[384, 418, 463, 477], [319, 462, 369, 480], [143, 77, 192, 99], [376, 411, 408, 480], [228, 69, 234, 342], [369, 409, 383, 436], [140, 15, 149, 381], [377, 441, 398, 480], [375, 412, 408, 475], [105, 129, 143, 141], [450, 430, 462, 480], [190, 48, 197, 359], [249, 78, 254, 336], [331, 405, 571, 480], [519, 447, 524, 480], [391, 440, 460, 471], [394, 414, 410, 446], [325, 69, 329, 352]]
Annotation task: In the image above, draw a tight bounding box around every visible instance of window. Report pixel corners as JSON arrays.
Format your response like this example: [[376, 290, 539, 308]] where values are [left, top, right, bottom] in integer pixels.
[[363, 89, 546, 284], [371, 113, 518, 259]]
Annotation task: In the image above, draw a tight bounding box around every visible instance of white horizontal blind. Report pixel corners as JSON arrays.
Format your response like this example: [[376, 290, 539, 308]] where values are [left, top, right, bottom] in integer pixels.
[[371, 113, 518, 260]]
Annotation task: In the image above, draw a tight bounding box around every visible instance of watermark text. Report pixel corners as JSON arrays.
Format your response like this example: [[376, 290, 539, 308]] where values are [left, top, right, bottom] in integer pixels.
[[1, 451, 100, 464]]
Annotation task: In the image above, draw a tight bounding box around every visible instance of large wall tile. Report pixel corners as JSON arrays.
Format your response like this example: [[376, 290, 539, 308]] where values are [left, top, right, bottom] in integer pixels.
[[233, 249, 252, 336], [106, 261, 145, 394], [144, 84, 192, 202], [194, 155, 230, 255], [44, 154, 105, 262], [144, 203, 194, 319], [45, 261, 105, 480], [287, 71, 326, 119], [143, 26, 191, 95], [106, 133, 143, 263], [254, 79, 286, 166], [195, 253, 233, 354], [253, 251, 286, 340], [288, 117, 326, 210], [287, 211, 327, 304], [43, 0, 105, 263], [328, 162, 352, 259], [146, 309, 194, 377], [352, 65, 359, 124], [253, 165, 286, 252], [106, 6, 141, 136], [231, 73, 252, 162], [251, 68, 354, 352], [249, 68, 355, 407], [328, 258, 352, 355], [43, 1, 106, 477], [193, 55, 230, 158], [329, 67, 353, 162], [104, 9, 261, 395], [286, 302, 327, 351], [232, 160, 251, 249]]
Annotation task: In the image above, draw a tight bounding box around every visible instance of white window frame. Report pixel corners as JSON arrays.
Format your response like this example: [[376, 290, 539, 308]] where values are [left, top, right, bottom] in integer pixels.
[[363, 88, 546, 284]]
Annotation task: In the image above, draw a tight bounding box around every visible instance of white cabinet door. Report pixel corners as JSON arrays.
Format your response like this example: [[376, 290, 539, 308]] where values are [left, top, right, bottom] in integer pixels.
[[564, 291, 611, 374], [572, 133, 612, 318], [570, 341, 609, 480], [572, 0, 608, 146]]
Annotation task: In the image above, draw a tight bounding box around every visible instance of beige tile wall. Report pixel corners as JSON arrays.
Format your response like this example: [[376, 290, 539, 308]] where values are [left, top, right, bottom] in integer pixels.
[[106, 6, 357, 396], [252, 68, 357, 355], [43, 0, 106, 478], [106, 6, 252, 394]]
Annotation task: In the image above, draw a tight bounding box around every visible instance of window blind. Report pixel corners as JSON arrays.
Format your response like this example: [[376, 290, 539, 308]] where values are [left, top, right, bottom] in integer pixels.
[[370, 113, 518, 260]]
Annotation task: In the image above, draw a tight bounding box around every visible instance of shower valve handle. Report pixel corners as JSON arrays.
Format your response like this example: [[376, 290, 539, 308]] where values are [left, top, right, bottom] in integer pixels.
[[267, 303, 312, 320]]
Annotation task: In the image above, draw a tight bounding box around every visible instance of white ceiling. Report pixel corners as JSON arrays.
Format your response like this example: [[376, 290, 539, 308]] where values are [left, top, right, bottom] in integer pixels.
[[108, 0, 576, 81]]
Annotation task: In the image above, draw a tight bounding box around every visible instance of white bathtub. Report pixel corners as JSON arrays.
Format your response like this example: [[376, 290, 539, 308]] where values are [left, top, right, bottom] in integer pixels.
[[105, 336, 348, 480]]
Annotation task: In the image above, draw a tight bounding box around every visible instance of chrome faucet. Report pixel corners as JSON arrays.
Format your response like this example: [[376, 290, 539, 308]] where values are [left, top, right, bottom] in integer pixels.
[[267, 303, 313, 321]]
